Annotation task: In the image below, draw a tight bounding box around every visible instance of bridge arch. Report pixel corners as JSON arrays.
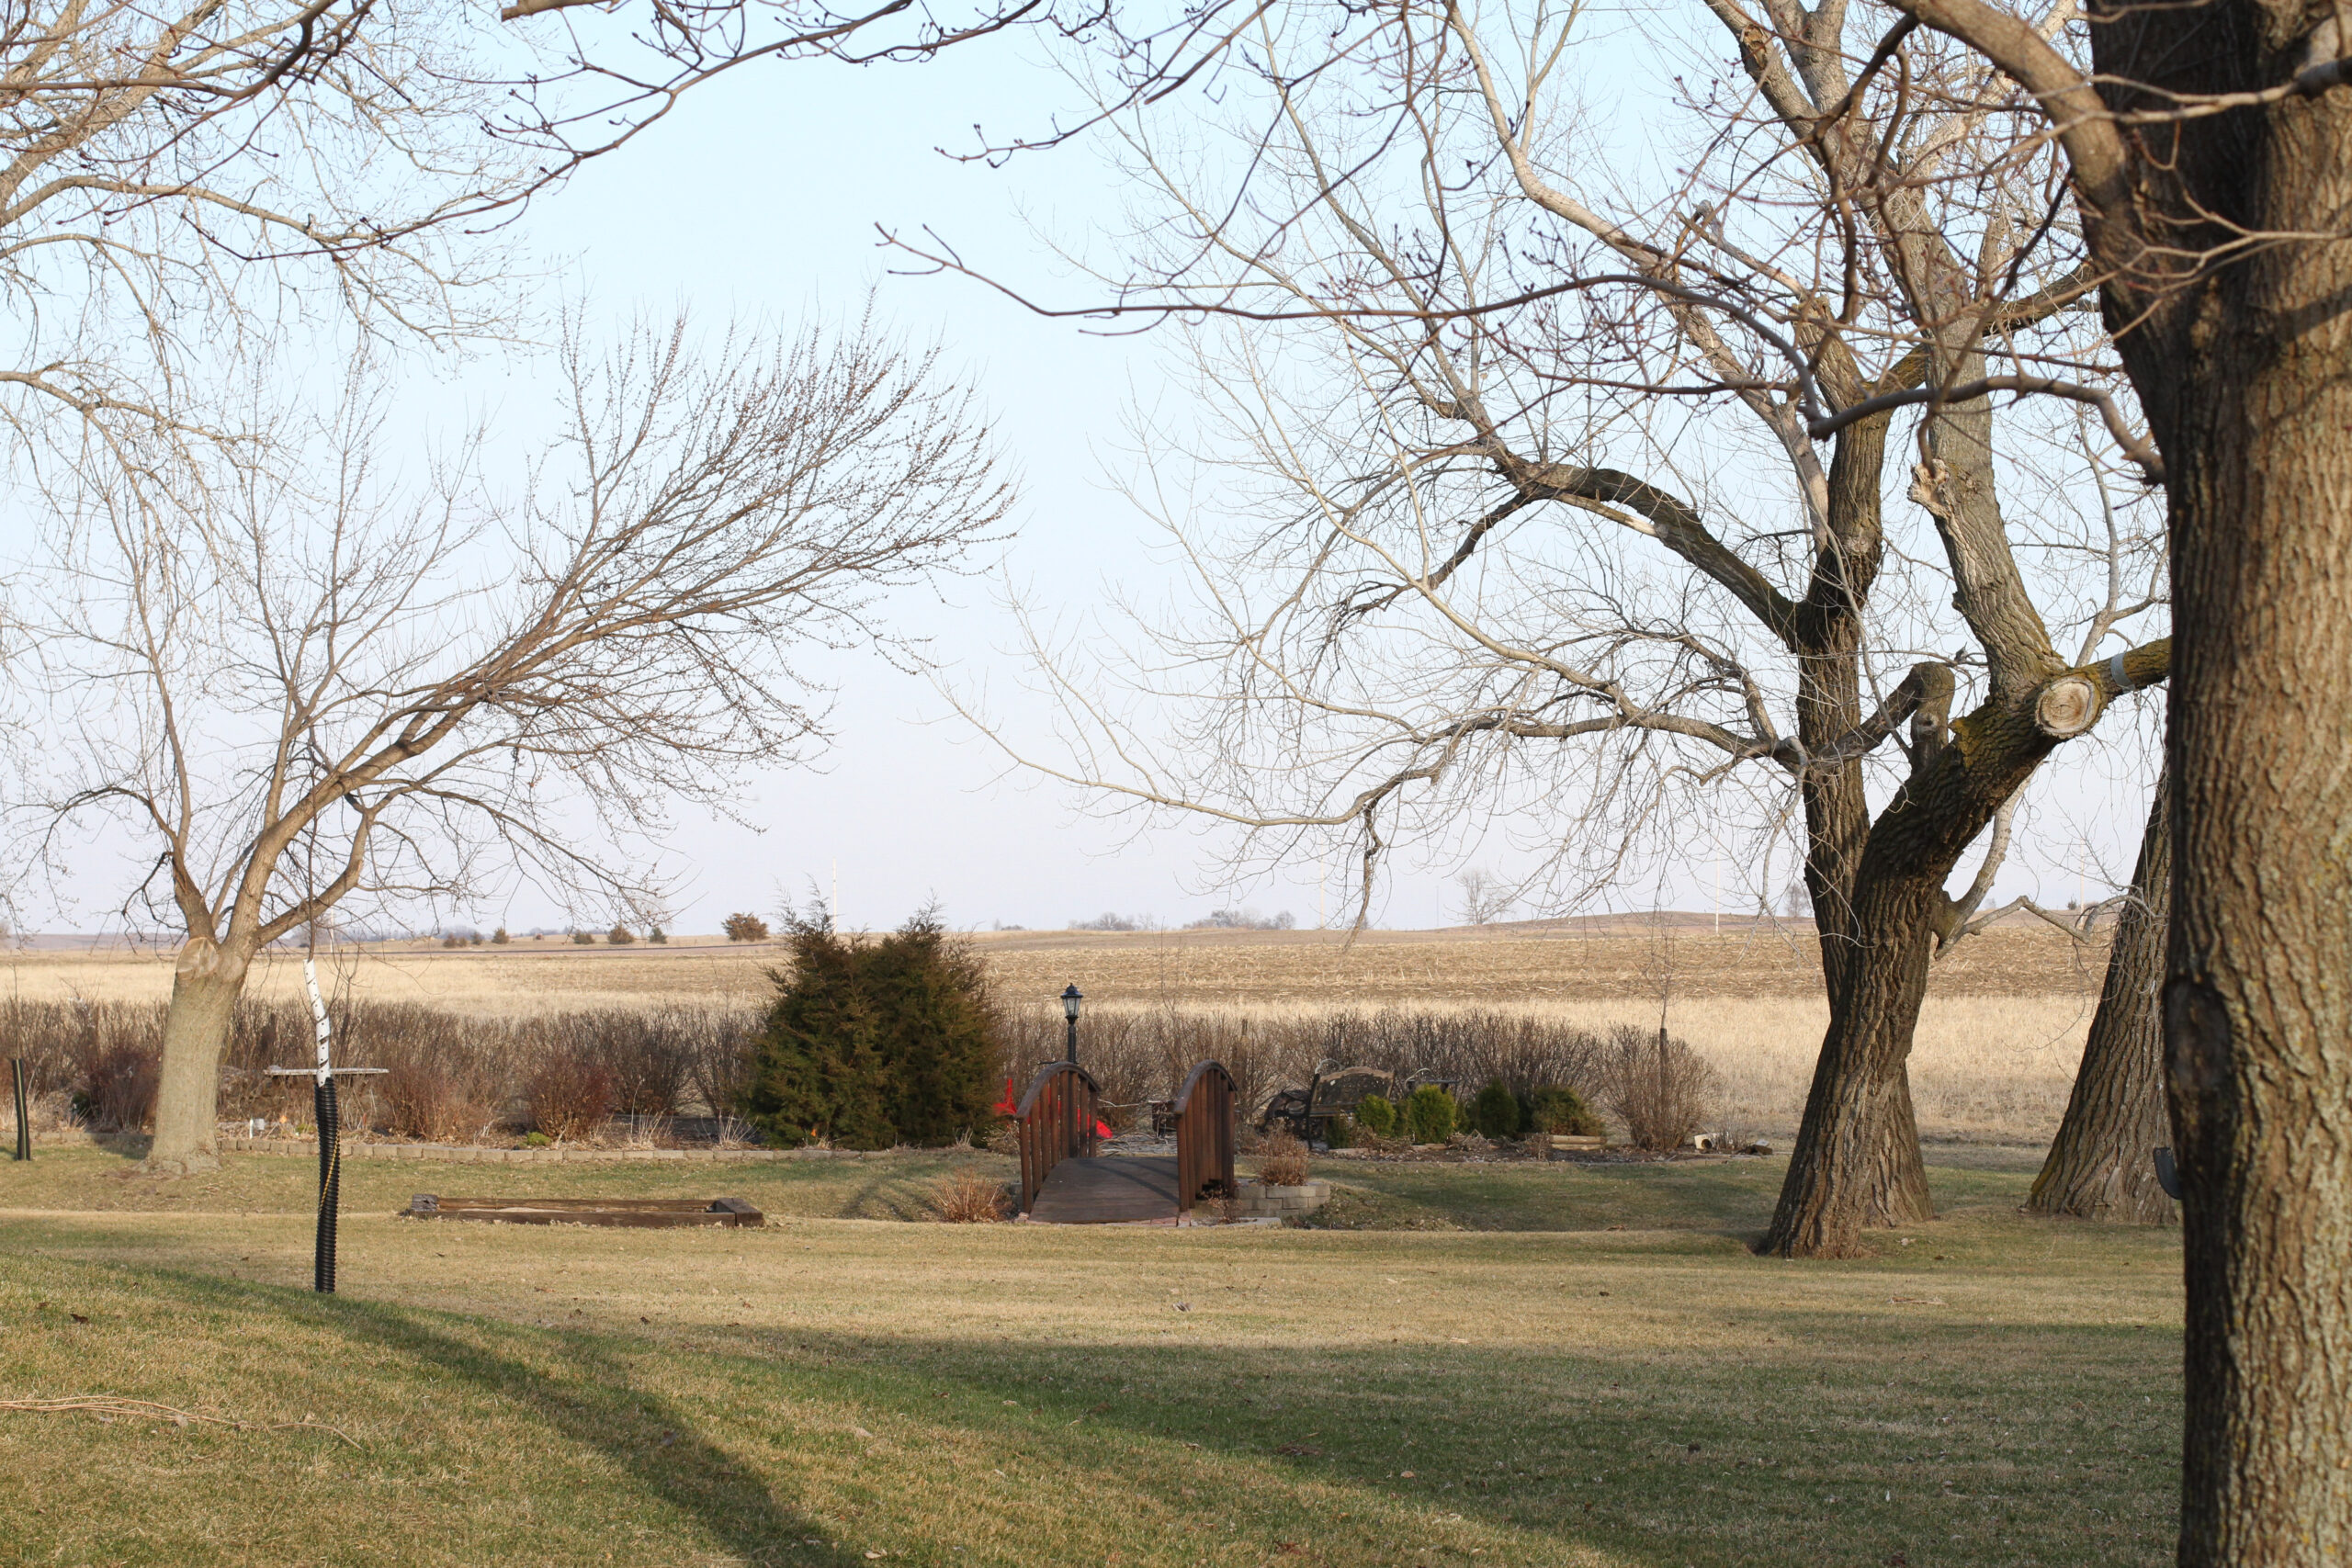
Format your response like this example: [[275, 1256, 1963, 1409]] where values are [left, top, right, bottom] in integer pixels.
[[1012, 1061, 1101, 1214], [1172, 1059, 1237, 1214]]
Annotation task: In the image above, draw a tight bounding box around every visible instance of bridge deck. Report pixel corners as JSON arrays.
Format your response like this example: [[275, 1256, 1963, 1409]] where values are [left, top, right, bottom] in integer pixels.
[[1027, 1155, 1182, 1224]]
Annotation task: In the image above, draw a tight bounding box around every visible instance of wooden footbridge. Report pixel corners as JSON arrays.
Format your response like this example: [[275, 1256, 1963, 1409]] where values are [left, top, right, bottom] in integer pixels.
[[1014, 1060, 1235, 1224]]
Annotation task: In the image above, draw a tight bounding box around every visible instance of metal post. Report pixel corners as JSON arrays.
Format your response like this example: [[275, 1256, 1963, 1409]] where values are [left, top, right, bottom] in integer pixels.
[[266, 959, 375, 1293], [1065, 1012, 1078, 1066], [11, 1058, 29, 1162], [305, 961, 338, 1293], [314, 1073, 340, 1292]]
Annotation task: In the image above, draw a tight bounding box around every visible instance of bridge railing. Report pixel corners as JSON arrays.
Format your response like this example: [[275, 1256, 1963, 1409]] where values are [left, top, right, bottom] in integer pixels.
[[1013, 1062, 1102, 1214], [1171, 1060, 1237, 1215]]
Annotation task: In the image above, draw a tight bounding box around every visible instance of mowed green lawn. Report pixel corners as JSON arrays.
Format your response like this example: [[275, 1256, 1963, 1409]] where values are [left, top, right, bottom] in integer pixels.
[[1, 1148, 2180, 1568]]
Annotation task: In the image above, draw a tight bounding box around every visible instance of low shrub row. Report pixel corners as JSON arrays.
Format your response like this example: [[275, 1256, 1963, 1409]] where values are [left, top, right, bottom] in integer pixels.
[[0, 983, 1714, 1152], [0, 996, 756, 1141], [1325, 1044, 1701, 1152]]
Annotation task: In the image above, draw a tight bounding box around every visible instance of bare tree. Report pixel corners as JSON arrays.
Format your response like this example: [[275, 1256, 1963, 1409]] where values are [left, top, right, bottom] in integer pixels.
[[17, 317, 1009, 1173], [1453, 868, 1515, 927], [1852, 0, 2352, 1542], [956, 0, 2165, 1258], [0, 0, 555, 484], [1002, 0, 2346, 1537]]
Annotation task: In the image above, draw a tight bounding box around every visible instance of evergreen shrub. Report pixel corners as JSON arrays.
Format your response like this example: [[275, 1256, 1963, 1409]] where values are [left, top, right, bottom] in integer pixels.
[[1529, 1085, 1606, 1136], [1470, 1077, 1521, 1138], [1322, 1113, 1353, 1149], [742, 906, 1001, 1150], [1404, 1084, 1457, 1144], [1353, 1094, 1397, 1137]]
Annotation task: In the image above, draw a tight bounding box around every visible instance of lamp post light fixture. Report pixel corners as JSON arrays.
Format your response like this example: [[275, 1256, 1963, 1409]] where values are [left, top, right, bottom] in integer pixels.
[[1061, 984, 1084, 1065]]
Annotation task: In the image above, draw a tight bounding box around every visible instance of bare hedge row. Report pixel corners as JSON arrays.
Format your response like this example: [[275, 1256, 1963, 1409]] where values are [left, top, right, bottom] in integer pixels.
[[3, 996, 1713, 1147], [0, 998, 756, 1143]]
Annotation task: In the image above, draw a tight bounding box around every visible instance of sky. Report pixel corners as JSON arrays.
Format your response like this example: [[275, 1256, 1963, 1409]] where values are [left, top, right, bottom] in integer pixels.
[[18, 13, 2164, 942], [402, 33, 1371, 937]]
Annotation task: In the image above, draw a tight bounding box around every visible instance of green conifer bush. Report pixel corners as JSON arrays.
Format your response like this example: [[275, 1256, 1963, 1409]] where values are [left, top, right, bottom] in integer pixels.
[[742, 907, 1001, 1150], [1470, 1077, 1521, 1138], [1404, 1084, 1457, 1144], [1353, 1094, 1397, 1137], [1529, 1085, 1606, 1136]]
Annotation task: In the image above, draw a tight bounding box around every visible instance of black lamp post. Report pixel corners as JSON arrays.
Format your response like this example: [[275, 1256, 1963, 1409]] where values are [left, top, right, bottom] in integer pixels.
[[1061, 984, 1083, 1065]]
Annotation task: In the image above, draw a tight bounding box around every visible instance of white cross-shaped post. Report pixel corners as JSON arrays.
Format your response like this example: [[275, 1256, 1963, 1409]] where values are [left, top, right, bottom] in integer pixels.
[[265, 960, 383, 1292]]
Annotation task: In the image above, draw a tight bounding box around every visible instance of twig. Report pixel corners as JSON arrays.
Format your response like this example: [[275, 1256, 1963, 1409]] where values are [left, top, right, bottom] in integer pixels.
[[0, 1396, 363, 1448]]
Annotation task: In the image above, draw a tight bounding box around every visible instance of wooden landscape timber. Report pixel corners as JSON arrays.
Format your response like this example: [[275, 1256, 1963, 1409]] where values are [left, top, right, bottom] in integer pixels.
[[406, 1195, 764, 1227]]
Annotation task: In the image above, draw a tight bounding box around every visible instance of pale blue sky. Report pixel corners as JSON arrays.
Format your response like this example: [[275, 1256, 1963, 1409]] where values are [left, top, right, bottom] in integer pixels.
[[23, 18, 2159, 940]]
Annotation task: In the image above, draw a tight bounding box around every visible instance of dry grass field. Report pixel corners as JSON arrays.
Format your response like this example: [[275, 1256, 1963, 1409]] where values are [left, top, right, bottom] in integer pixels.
[[0, 1145, 2179, 1568], [5, 921, 2109, 1147]]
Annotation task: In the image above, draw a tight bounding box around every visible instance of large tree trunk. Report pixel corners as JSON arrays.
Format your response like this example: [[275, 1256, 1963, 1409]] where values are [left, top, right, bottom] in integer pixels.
[[141, 938, 251, 1175], [2162, 195, 2352, 1568], [2165, 350, 2352, 1565], [1759, 672, 2107, 1257], [2028, 768, 2173, 1224], [2073, 8, 2352, 1556], [1785, 397, 1941, 1235], [1763, 864, 1941, 1257]]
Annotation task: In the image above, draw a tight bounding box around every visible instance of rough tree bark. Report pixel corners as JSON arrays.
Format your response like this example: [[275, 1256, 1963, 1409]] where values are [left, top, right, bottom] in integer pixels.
[[2163, 288, 2352, 1561], [2091, 8, 2352, 1556], [146, 940, 253, 1176], [1763, 639, 2171, 1257], [2028, 768, 2173, 1224], [1872, 0, 2352, 1548], [1792, 399, 1937, 1231]]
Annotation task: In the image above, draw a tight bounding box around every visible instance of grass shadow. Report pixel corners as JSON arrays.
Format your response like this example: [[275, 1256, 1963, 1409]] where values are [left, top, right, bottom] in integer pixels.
[[325, 1293, 868, 1566], [17, 1251, 868, 1567]]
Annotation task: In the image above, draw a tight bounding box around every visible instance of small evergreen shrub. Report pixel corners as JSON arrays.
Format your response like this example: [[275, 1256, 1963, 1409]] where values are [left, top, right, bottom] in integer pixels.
[[723, 912, 771, 942], [1529, 1085, 1605, 1136], [1404, 1084, 1457, 1144], [1353, 1094, 1397, 1137], [440, 933, 460, 949], [742, 906, 1001, 1150], [649, 927, 668, 945], [523, 1131, 552, 1147], [571, 931, 594, 945], [607, 924, 636, 945], [1322, 1113, 1353, 1149], [492, 928, 510, 945], [1470, 1077, 1521, 1138]]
